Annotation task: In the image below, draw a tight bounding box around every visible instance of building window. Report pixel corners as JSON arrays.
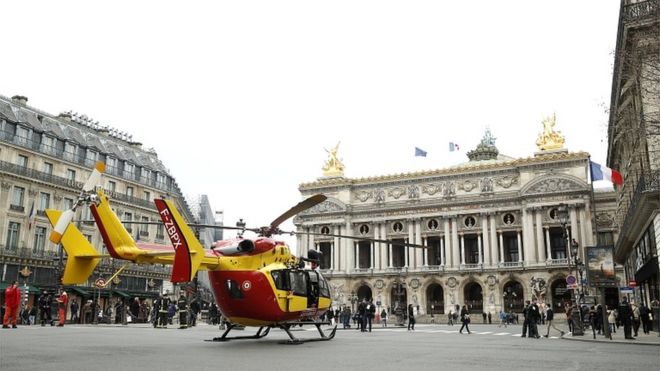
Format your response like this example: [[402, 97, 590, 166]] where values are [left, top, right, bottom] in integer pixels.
[[392, 222, 403, 232], [63, 197, 74, 210], [85, 148, 97, 166], [16, 125, 29, 146], [33, 226, 47, 254], [17, 154, 28, 168], [39, 192, 50, 211], [359, 224, 369, 235], [41, 135, 56, 155], [126, 186, 134, 198], [106, 156, 117, 174], [43, 162, 53, 175], [139, 216, 149, 237], [124, 162, 135, 179], [503, 213, 515, 225], [11, 186, 25, 209], [64, 142, 77, 161], [320, 226, 330, 234], [144, 191, 151, 202], [6, 222, 21, 251], [427, 219, 439, 230], [124, 212, 133, 233], [464, 216, 476, 228], [66, 169, 76, 182], [108, 181, 116, 192]]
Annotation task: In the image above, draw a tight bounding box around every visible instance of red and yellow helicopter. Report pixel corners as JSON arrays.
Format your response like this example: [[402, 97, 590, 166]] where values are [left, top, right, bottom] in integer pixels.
[[46, 162, 338, 343]]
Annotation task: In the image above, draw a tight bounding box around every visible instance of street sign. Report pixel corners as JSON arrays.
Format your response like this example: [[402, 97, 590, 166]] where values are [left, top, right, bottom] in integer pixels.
[[566, 275, 577, 285], [620, 287, 633, 294], [94, 278, 106, 288], [628, 280, 637, 287]]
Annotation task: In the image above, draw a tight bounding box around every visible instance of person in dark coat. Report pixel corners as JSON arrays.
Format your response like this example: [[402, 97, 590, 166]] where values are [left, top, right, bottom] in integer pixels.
[[407, 304, 416, 331], [177, 294, 188, 329], [38, 292, 52, 326], [459, 304, 471, 334], [366, 300, 376, 332], [618, 298, 633, 339], [357, 300, 366, 332], [521, 300, 530, 337]]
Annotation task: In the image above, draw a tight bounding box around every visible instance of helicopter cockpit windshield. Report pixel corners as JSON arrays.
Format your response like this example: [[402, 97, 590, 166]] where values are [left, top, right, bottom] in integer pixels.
[[271, 269, 330, 309]]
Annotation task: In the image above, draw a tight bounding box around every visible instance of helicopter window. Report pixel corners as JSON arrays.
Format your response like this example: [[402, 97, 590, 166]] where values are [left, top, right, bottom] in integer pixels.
[[318, 274, 330, 298], [289, 271, 307, 296], [271, 270, 290, 291], [226, 280, 244, 299]]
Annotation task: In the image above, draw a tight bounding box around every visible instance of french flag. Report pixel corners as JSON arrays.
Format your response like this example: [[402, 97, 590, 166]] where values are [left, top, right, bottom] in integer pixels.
[[590, 161, 623, 186]]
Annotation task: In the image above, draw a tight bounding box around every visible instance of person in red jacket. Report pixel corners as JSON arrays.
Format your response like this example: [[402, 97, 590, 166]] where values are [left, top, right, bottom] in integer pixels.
[[56, 290, 69, 326], [3, 281, 21, 328]]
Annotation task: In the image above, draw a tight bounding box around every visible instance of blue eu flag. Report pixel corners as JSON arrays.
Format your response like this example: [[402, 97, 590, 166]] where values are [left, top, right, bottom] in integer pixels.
[[414, 147, 427, 157]]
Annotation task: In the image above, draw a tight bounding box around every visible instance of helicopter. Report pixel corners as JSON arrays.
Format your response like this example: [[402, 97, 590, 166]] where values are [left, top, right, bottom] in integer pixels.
[[46, 162, 428, 344]]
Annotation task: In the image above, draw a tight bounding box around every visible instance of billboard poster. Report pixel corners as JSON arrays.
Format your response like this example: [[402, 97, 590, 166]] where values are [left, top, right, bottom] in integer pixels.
[[586, 245, 617, 287]]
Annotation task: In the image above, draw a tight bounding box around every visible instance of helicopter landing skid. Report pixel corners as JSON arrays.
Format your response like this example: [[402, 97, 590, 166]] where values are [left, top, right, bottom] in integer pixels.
[[278, 322, 338, 345], [207, 324, 271, 342]]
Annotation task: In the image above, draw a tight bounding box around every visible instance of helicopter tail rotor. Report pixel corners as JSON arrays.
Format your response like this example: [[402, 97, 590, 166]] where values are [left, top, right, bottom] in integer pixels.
[[49, 161, 106, 244]]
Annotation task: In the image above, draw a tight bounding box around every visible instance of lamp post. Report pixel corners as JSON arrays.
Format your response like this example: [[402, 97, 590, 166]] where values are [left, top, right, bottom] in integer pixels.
[[558, 204, 583, 336]]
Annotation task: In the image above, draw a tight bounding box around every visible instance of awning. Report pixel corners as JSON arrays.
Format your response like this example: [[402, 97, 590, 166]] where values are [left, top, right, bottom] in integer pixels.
[[67, 287, 92, 297], [114, 290, 131, 299]]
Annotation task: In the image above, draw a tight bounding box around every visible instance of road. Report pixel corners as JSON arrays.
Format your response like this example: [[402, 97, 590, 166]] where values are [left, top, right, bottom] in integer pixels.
[[0, 323, 657, 371]]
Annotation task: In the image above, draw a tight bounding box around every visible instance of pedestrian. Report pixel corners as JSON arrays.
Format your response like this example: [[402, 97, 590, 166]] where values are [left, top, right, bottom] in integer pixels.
[[407, 304, 415, 331], [381, 308, 388, 327], [447, 309, 454, 326], [38, 291, 52, 326], [2, 281, 21, 328], [521, 300, 530, 337], [528, 298, 541, 339], [366, 300, 375, 332], [56, 290, 69, 326], [498, 310, 507, 328], [639, 303, 651, 335], [488, 311, 492, 324], [167, 299, 176, 325], [158, 293, 170, 328], [28, 304, 37, 325], [607, 306, 617, 334], [543, 303, 565, 338], [459, 304, 471, 334], [618, 298, 633, 339], [631, 302, 641, 337], [564, 302, 573, 333], [130, 297, 140, 322], [177, 294, 188, 329], [70, 299, 79, 324], [357, 299, 366, 332]]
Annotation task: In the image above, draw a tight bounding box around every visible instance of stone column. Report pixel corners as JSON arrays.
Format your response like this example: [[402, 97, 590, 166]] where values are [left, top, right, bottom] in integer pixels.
[[579, 207, 588, 261], [440, 236, 445, 266], [381, 223, 388, 269], [355, 241, 360, 269], [345, 219, 353, 273], [517, 230, 523, 262], [535, 209, 545, 262], [452, 217, 460, 267], [388, 242, 393, 268], [443, 218, 452, 267], [333, 225, 340, 270], [481, 215, 489, 266], [584, 200, 595, 246], [498, 232, 504, 263], [544, 227, 552, 261], [423, 236, 429, 267], [477, 234, 483, 264], [415, 220, 423, 269], [490, 215, 498, 264], [405, 220, 413, 268], [460, 233, 466, 265], [522, 207, 534, 265], [373, 223, 380, 270]]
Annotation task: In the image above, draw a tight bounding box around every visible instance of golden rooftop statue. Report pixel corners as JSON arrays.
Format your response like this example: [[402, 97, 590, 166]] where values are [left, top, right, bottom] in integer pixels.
[[536, 113, 565, 151], [322, 142, 345, 177]]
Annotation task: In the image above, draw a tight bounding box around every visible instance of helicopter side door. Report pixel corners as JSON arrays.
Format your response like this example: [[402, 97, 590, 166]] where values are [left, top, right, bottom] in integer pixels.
[[287, 270, 309, 313]]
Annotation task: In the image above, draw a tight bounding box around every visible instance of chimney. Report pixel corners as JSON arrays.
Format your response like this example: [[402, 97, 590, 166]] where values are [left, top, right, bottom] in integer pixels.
[[129, 141, 143, 150], [11, 95, 28, 106], [57, 112, 72, 122]]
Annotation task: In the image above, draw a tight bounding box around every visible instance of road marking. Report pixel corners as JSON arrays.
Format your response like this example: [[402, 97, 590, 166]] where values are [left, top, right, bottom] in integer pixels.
[[494, 332, 511, 336]]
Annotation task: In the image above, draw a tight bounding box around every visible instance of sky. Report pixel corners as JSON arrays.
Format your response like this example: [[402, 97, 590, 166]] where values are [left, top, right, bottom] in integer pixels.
[[1, 1, 621, 252]]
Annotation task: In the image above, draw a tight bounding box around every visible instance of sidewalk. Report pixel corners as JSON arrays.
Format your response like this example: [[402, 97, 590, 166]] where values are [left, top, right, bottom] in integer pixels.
[[562, 329, 660, 346]]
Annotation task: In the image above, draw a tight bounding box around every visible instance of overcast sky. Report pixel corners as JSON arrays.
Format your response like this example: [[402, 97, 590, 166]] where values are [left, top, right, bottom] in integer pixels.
[[2, 1, 621, 251]]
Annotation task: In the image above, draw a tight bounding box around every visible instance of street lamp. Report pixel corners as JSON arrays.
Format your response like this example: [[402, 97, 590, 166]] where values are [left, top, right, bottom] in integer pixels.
[[558, 204, 583, 336]]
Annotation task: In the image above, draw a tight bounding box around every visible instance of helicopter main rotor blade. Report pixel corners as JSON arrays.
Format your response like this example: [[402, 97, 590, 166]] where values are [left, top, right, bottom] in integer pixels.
[[269, 194, 327, 230], [284, 230, 428, 249]]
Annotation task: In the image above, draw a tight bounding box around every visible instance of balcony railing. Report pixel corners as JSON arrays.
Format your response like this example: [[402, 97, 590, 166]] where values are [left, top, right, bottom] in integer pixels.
[[546, 258, 570, 266], [421, 265, 445, 272], [616, 171, 660, 253], [499, 261, 523, 268], [9, 204, 24, 212], [460, 263, 482, 270], [622, 0, 659, 22]]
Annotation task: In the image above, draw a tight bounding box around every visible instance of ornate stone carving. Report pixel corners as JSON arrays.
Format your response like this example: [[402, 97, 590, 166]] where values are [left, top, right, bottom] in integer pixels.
[[481, 177, 494, 192], [374, 279, 384, 289], [53, 192, 63, 202], [356, 191, 372, 202], [304, 200, 343, 214], [530, 276, 547, 303], [536, 113, 565, 151], [525, 178, 581, 194], [28, 189, 38, 197], [446, 276, 457, 288], [443, 182, 456, 198], [422, 183, 440, 195], [459, 180, 476, 192], [374, 189, 385, 203], [596, 212, 616, 228], [407, 185, 419, 199], [409, 278, 420, 289], [496, 175, 519, 188], [388, 187, 405, 199], [1, 181, 11, 190]]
